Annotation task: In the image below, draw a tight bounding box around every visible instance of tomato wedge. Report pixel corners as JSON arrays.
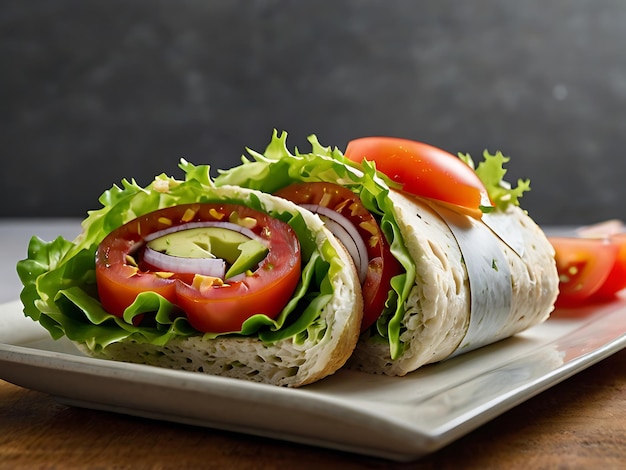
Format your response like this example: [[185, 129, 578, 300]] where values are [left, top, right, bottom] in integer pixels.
[[550, 219, 626, 306], [574, 220, 626, 300], [95, 203, 301, 333], [344, 137, 491, 218], [275, 182, 403, 331], [549, 236, 619, 307], [592, 233, 626, 299]]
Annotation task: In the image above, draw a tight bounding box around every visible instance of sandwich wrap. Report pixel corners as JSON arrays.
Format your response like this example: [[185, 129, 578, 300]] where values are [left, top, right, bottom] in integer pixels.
[[17, 174, 363, 387], [216, 131, 560, 375]]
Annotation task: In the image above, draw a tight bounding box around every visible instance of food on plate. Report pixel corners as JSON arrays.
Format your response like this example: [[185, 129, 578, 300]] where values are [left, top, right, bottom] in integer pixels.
[[549, 220, 626, 306], [17, 182, 363, 387], [16, 130, 560, 384], [216, 131, 560, 375]]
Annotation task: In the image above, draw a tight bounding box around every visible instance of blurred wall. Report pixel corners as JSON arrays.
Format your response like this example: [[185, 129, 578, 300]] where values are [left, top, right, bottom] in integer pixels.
[[3, 0, 626, 225]]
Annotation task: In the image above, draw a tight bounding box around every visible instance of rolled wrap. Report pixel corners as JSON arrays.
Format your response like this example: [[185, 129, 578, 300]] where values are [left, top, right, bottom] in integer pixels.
[[70, 186, 364, 387], [347, 189, 559, 376]]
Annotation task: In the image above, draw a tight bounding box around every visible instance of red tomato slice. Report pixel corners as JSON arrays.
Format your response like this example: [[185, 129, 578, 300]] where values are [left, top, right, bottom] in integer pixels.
[[95, 203, 301, 333], [344, 137, 491, 219], [275, 182, 403, 331], [591, 233, 626, 300], [549, 236, 619, 307]]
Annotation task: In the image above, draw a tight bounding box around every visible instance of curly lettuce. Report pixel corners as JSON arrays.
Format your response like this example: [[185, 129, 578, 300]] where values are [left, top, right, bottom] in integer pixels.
[[459, 150, 531, 211]]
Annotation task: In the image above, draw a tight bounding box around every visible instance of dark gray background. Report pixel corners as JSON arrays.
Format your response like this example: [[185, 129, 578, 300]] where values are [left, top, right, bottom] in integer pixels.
[[3, 0, 626, 225]]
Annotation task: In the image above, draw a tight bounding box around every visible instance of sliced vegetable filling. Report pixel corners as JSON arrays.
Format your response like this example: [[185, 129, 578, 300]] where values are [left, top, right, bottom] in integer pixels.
[[95, 203, 302, 333], [143, 223, 269, 280], [275, 182, 403, 332]]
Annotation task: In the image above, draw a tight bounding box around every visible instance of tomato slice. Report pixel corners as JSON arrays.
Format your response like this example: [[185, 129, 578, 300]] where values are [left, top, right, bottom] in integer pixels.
[[549, 236, 619, 307], [275, 182, 403, 331], [592, 233, 626, 299], [552, 220, 626, 303], [95, 203, 301, 333], [344, 137, 491, 218]]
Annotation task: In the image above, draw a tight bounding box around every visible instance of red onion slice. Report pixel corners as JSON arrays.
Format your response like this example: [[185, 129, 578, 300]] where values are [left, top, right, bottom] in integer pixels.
[[144, 221, 264, 244], [143, 246, 227, 278], [301, 204, 369, 283], [142, 221, 267, 279]]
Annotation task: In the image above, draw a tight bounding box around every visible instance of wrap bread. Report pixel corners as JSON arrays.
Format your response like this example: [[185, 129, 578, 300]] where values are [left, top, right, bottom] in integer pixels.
[[347, 190, 558, 375]]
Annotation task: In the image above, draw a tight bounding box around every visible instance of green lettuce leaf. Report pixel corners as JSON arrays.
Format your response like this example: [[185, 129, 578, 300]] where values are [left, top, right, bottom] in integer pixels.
[[459, 150, 531, 211], [16, 166, 344, 353], [216, 130, 416, 359]]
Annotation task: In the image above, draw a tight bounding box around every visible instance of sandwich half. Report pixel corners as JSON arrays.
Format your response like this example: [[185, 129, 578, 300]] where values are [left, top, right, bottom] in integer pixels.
[[17, 177, 363, 387], [347, 189, 558, 375], [216, 131, 560, 375]]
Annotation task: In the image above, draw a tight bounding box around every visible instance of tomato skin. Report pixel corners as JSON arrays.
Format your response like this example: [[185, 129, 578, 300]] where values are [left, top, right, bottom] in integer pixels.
[[344, 137, 490, 218], [549, 236, 619, 307], [95, 203, 301, 333], [275, 182, 403, 331]]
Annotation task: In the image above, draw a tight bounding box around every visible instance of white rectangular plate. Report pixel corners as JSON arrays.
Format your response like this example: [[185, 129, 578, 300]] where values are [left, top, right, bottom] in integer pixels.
[[2, 297, 626, 461]]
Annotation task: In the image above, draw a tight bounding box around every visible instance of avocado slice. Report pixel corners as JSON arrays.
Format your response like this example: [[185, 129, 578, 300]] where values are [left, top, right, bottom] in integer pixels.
[[147, 227, 268, 279]]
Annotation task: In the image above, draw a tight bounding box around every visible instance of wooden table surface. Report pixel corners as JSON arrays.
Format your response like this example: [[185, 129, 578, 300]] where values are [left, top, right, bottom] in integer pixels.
[[2, 221, 626, 469]]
